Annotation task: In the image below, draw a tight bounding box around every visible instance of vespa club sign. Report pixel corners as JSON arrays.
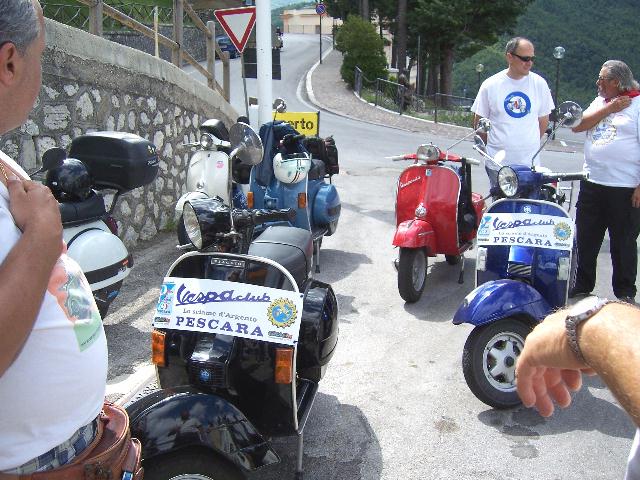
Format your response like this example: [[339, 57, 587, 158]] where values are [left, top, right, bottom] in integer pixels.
[[476, 212, 574, 251], [153, 277, 304, 346]]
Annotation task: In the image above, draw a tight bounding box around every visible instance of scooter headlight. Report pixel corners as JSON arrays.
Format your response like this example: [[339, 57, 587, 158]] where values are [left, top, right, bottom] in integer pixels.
[[183, 202, 203, 249], [498, 166, 519, 197], [200, 133, 214, 149]]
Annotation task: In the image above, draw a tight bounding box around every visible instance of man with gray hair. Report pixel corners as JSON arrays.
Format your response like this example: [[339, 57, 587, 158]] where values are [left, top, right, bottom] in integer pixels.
[[0, 0, 108, 474], [570, 60, 640, 303], [471, 37, 555, 186]]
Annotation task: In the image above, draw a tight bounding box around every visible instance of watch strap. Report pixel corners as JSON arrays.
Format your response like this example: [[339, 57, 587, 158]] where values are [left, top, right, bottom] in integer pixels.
[[565, 297, 613, 364]]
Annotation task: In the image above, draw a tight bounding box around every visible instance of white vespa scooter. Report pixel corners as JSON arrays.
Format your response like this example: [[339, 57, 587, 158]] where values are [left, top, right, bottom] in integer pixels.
[[175, 119, 258, 244], [41, 131, 159, 318]]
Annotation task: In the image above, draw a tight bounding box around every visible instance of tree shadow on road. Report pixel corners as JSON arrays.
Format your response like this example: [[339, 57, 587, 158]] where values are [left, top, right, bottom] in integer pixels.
[[246, 392, 383, 480], [316, 248, 372, 285]]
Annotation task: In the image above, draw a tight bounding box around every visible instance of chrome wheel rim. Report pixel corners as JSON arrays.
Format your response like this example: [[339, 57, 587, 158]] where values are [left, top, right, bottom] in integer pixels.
[[482, 331, 525, 391]]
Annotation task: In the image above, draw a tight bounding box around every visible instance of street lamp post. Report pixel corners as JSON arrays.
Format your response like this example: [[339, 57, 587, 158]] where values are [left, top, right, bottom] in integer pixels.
[[475, 63, 484, 96], [552, 46, 565, 139]]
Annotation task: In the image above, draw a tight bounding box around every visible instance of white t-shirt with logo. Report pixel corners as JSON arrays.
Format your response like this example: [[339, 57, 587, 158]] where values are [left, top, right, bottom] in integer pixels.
[[0, 153, 108, 471], [472, 69, 555, 167], [583, 95, 640, 188]]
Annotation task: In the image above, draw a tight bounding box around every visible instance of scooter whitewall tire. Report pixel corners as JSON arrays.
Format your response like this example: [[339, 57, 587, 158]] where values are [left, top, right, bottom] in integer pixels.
[[398, 247, 427, 303], [144, 450, 245, 480], [462, 318, 532, 409]]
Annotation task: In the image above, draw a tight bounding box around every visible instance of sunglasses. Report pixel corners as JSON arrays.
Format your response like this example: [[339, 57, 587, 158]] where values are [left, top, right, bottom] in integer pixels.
[[597, 76, 612, 82], [511, 53, 535, 62]]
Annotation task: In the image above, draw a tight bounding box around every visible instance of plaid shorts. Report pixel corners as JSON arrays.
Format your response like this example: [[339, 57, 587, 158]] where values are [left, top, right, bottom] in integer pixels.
[[2, 417, 98, 474]]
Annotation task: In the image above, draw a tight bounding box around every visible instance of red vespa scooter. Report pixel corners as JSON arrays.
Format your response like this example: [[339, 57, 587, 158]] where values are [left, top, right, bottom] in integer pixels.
[[390, 121, 490, 302]]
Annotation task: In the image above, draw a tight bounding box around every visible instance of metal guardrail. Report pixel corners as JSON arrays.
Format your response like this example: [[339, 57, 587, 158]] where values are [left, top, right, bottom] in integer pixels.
[[354, 66, 475, 127], [43, 0, 230, 101]]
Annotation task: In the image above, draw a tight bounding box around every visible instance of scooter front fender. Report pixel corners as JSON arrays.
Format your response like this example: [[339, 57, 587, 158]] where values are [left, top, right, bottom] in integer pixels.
[[392, 219, 436, 252], [452, 279, 550, 327], [175, 191, 209, 217], [127, 386, 280, 472]]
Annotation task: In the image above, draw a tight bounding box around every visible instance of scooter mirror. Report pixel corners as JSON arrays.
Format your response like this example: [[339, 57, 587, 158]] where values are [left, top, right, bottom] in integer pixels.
[[557, 101, 583, 128], [32, 147, 66, 178], [473, 135, 487, 152], [476, 118, 491, 133], [272, 98, 287, 113], [417, 144, 440, 161], [229, 122, 263, 166]]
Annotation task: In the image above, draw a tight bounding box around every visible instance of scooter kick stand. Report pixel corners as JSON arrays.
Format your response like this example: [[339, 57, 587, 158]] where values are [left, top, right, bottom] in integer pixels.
[[458, 255, 466, 284], [295, 431, 305, 479], [314, 240, 321, 273]]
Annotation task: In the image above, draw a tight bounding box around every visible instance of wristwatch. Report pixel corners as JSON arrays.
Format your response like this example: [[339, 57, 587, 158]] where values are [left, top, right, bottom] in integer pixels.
[[565, 296, 613, 364]]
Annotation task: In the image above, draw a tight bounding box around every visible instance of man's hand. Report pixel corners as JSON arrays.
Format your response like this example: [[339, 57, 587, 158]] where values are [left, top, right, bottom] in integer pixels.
[[606, 95, 632, 114], [515, 310, 591, 417], [632, 186, 640, 208], [6, 176, 62, 258]]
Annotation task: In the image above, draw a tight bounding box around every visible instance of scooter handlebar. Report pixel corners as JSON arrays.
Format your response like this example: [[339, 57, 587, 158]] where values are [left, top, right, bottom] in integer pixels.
[[464, 157, 481, 166], [543, 172, 589, 183], [233, 208, 296, 227], [386, 154, 416, 161]]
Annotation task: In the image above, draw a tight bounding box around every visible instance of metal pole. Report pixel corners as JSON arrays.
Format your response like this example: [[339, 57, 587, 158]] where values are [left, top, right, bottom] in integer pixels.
[[256, 0, 273, 126], [242, 54, 249, 118], [154, 7, 159, 58], [319, 15, 322, 64], [416, 35, 421, 96], [553, 59, 560, 139]]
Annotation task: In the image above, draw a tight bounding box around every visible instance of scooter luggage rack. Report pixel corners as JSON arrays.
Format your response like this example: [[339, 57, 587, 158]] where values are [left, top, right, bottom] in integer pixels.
[[163, 250, 315, 479]]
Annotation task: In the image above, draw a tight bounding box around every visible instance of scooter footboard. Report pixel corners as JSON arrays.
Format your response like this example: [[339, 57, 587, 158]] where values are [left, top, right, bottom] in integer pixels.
[[393, 219, 436, 252], [453, 280, 550, 327], [127, 387, 280, 472]]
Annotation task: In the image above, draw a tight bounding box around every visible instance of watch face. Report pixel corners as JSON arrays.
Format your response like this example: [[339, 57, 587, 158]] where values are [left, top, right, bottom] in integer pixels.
[[569, 295, 605, 316]]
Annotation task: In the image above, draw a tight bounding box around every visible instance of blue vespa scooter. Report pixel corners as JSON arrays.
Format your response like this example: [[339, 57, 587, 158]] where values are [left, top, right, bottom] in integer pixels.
[[453, 101, 587, 409], [249, 99, 340, 273]]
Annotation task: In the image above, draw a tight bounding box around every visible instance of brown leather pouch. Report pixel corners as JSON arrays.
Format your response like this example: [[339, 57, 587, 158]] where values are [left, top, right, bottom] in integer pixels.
[[0, 402, 143, 480]]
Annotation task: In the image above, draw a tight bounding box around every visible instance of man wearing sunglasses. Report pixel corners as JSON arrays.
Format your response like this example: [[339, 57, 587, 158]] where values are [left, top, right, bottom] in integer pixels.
[[472, 37, 555, 185]]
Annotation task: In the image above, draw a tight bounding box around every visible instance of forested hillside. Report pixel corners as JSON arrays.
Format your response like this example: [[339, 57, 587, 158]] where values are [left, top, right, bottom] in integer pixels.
[[452, 0, 640, 107]]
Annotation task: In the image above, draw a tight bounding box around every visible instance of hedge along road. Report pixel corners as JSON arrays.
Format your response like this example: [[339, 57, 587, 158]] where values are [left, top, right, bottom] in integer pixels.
[[106, 33, 633, 480]]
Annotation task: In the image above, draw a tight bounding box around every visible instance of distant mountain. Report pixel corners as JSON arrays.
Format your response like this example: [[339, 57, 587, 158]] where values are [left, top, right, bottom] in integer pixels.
[[452, 0, 640, 107], [271, 0, 303, 9]]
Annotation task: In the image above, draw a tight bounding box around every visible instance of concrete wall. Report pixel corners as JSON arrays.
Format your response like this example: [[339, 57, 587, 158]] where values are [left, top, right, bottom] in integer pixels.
[[0, 19, 238, 247]]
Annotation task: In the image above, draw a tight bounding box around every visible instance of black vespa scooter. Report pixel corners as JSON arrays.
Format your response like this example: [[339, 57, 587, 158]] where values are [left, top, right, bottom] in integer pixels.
[[125, 123, 339, 480]]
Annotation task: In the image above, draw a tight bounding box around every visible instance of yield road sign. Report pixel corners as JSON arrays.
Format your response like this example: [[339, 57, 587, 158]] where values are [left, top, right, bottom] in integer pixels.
[[213, 6, 256, 54]]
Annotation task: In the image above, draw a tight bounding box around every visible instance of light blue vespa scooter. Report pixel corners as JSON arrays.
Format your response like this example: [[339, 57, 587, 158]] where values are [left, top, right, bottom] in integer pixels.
[[453, 101, 587, 408], [249, 99, 340, 273]]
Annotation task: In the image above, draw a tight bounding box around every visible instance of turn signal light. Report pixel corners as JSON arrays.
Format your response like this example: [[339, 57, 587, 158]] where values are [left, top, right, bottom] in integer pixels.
[[275, 348, 294, 384], [298, 193, 307, 209], [247, 191, 254, 209], [151, 330, 166, 367]]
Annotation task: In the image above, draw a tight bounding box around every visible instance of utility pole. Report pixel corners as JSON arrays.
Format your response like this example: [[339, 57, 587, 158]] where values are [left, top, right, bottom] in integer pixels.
[[256, 0, 273, 126]]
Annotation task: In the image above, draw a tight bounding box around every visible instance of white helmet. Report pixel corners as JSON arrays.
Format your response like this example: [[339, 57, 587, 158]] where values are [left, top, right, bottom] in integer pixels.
[[273, 152, 311, 184]]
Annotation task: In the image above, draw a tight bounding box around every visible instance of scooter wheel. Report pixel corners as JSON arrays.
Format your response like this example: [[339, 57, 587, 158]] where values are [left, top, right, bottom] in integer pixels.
[[144, 450, 245, 480], [397, 247, 427, 303], [462, 318, 532, 409]]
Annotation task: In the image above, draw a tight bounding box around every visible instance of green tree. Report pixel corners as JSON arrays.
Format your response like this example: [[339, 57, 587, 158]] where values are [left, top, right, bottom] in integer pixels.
[[336, 15, 388, 87]]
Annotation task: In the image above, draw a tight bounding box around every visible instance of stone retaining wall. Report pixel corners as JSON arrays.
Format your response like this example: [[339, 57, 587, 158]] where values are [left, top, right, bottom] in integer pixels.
[[0, 19, 238, 247]]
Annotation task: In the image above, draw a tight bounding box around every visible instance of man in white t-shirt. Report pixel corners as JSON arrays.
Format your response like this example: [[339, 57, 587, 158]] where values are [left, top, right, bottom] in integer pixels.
[[471, 37, 555, 187], [0, 0, 108, 474], [570, 60, 640, 303]]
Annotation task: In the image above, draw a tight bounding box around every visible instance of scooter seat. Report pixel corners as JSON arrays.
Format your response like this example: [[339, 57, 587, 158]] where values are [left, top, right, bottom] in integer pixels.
[[59, 191, 106, 225], [248, 226, 313, 288], [308, 158, 326, 181]]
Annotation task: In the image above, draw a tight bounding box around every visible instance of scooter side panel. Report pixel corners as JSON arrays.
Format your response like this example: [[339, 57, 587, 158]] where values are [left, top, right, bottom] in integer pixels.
[[126, 387, 280, 471], [453, 279, 551, 326], [311, 182, 341, 235], [392, 218, 437, 252]]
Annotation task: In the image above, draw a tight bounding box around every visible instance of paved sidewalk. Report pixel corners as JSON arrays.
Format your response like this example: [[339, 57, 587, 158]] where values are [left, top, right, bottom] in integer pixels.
[[306, 48, 577, 153], [306, 49, 471, 137]]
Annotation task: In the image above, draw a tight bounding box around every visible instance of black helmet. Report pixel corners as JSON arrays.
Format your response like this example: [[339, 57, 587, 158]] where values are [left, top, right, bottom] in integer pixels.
[[45, 158, 92, 201]]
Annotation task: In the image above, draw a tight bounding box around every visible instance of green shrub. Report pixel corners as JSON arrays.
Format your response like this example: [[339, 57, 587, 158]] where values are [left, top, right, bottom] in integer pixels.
[[336, 15, 387, 88]]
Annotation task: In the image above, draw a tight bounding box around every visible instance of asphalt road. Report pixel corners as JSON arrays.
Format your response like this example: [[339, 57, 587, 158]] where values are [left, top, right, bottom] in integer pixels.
[[106, 34, 635, 480]]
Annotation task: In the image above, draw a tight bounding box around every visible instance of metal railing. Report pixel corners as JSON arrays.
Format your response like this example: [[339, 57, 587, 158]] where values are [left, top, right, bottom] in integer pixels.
[[44, 0, 230, 101], [354, 66, 475, 127]]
